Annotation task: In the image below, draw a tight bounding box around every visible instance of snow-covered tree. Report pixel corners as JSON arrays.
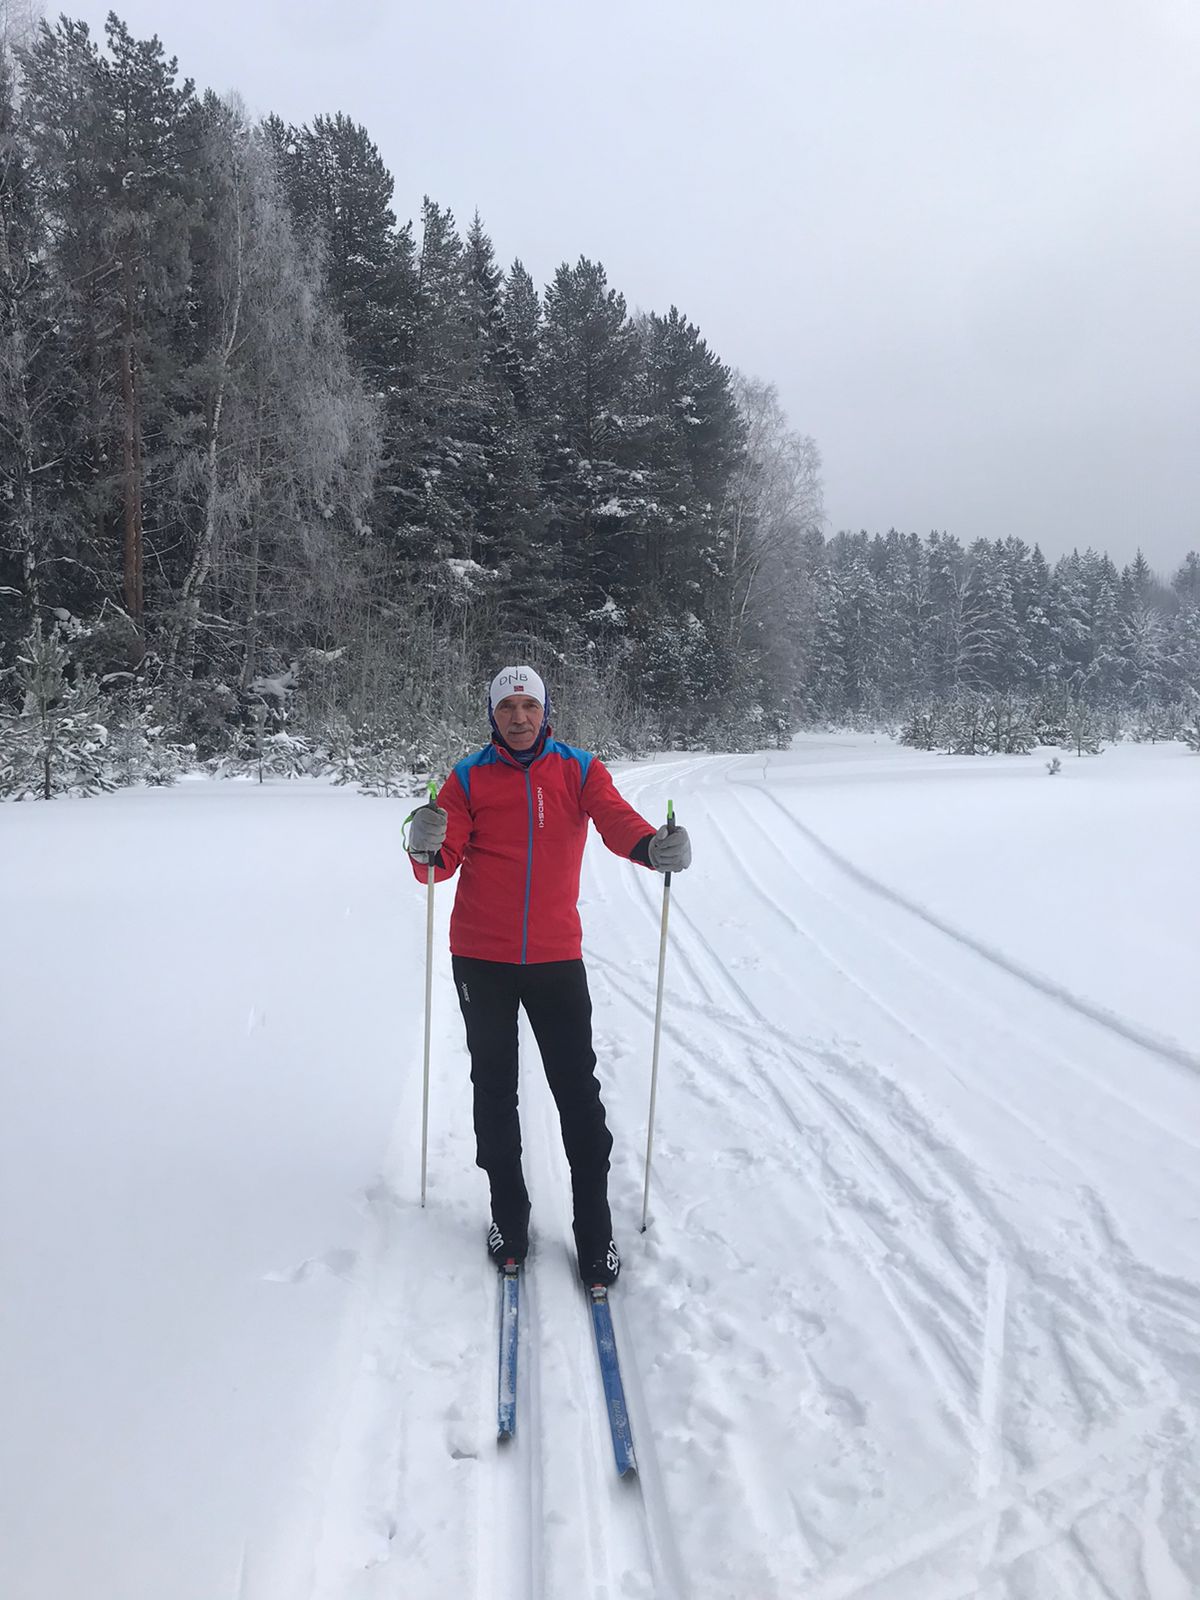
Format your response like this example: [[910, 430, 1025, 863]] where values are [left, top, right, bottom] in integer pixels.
[[0, 625, 110, 798]]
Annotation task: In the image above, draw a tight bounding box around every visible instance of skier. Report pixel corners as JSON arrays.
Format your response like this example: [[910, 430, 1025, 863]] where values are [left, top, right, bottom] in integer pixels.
[[405, 665, 692, 1285]]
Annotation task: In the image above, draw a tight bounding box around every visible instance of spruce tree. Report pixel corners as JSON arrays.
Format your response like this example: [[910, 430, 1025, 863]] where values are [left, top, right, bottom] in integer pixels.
[[0, 624, 111, 798], [1171, 551, 1200, 606], [1023, 544, 1056, 690], [459, 217, 544, 640], [501, 258, 541, 418], [835, 556, 883, 712], [637, 306, 741, 605], [388, 197, 475, 581], [539, 257, 640, 611], [1167, 598, 1200, 700]]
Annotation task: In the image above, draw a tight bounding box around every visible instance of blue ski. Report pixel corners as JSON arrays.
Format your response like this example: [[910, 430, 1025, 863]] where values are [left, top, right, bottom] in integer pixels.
[[589, 1286, 637, 1476], [497, 1263, 520, 1440]]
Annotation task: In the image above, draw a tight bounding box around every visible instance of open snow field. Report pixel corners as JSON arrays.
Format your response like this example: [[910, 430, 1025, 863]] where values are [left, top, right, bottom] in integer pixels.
[[3, 735, 1198, 1600]]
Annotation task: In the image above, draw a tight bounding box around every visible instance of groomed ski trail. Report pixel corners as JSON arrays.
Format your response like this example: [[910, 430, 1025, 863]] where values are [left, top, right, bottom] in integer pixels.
[[295, 746, 1197, 1600], [301, 878, 684, 1600], [602, 751, 1198, 1599], [518, 1002, 687, 1598]]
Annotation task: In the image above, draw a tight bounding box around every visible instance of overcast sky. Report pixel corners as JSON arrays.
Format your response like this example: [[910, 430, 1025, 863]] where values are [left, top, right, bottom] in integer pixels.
[[63, 0, 1200, 570]]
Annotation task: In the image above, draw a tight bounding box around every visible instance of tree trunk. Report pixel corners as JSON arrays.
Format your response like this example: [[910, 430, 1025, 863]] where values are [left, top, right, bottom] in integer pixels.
[[0, 176, 40, 632], [120, 250, 144, 630], [239, 398, 265, 694], [169, 371, 228, 684], [1, 303, 41, 632], [170, 179, 244, 687]]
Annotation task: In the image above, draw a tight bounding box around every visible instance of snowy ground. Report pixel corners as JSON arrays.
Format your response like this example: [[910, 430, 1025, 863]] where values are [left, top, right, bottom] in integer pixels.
[[2, 736, 1198, 1600]]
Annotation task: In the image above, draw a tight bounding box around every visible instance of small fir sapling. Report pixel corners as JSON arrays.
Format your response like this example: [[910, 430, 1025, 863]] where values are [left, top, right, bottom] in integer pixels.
[[0, 627, 112, 799]]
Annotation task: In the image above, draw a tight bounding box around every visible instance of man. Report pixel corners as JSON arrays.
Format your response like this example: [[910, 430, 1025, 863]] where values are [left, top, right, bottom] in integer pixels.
[[405, 665, 692, 1286]]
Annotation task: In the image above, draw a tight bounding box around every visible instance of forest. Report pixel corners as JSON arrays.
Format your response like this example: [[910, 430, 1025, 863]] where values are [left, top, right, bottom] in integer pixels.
[[2, 13, 1197, 796]]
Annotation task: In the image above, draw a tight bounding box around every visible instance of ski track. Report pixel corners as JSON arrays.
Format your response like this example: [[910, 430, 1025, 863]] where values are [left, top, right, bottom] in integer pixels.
[[742, 774, 1200, 1082], [520, 1010, 684, 1600], [482, 1250, 541, 1600], [291, 750, 1198, 1600], [604, 754, 1200, 1598]]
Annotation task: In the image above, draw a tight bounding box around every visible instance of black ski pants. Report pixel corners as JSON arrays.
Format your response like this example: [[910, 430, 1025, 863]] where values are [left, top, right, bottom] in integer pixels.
[[451, 956, 613, 1232]]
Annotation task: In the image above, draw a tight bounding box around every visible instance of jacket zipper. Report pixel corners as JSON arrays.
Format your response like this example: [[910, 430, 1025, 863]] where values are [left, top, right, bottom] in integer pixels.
[[521, 768, 533, 963]]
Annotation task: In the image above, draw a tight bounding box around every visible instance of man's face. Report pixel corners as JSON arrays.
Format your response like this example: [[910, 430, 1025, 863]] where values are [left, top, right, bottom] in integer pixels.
[[494, 695, 544, 750]]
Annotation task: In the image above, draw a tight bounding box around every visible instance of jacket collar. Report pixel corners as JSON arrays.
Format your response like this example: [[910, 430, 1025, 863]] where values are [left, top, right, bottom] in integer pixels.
[[491, 725, 552, 769]]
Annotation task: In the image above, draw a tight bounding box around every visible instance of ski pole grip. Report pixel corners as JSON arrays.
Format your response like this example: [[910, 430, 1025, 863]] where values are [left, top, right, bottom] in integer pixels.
[[664, 799, 676, 885]]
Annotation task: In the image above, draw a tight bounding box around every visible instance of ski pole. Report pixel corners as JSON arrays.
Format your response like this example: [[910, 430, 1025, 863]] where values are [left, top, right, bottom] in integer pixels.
[[640, 799, 676, 1233], [419, 779, 438, 1208]]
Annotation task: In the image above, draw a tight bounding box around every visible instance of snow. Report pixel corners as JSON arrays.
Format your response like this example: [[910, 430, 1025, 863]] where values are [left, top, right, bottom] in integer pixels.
[[445, 557, 492, 586], [2, 739, 1198, 1599]]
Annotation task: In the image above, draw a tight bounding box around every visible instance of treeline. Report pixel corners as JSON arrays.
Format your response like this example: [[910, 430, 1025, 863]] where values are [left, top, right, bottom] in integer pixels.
[[1, 14, 1197, 801], [0, 11, 821, 795], [807, 533, 1200, 730]]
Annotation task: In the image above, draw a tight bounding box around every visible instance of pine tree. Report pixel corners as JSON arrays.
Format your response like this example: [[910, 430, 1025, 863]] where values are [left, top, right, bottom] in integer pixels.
[[16, 20, 116, 637], [100, 16, 198, 635], [0, 42, 52, 646]]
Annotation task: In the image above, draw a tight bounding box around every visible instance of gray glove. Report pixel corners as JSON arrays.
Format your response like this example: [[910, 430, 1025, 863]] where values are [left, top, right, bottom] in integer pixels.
[[407, 804, 448, 860], [647, 823, 692, 873]]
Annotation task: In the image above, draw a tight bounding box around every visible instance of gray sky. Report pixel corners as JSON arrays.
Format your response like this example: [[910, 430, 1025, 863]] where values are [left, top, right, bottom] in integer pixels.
[[67, 0, 1200, 570]]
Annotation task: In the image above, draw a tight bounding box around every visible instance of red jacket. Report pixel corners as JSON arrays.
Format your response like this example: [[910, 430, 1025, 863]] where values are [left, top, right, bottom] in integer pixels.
[[412, 738, 654, 963]]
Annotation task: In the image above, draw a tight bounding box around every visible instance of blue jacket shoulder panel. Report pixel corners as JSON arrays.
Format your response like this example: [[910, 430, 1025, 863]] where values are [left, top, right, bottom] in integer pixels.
[[453, 744, 502, 803], [542, 738, 594, 786]]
